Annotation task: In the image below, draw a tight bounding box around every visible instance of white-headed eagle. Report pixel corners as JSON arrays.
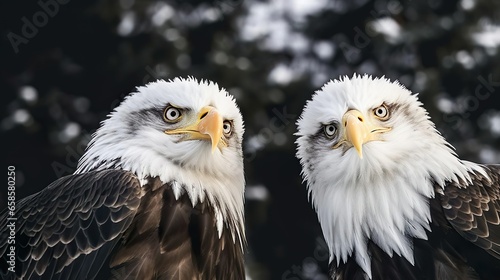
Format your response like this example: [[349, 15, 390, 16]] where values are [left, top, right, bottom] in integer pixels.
[[296, 74, 500, 280], [0, 77, 246, 279]]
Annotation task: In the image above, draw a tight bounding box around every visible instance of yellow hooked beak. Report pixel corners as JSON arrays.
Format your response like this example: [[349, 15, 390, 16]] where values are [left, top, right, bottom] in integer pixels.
[[165, 106, 225, 152], [340, 110, 391, 159]]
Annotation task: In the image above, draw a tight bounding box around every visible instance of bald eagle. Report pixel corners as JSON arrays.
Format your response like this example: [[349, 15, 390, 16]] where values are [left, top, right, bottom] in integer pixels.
[[296, 75, 500, 280], [0, 78, 246, 279]]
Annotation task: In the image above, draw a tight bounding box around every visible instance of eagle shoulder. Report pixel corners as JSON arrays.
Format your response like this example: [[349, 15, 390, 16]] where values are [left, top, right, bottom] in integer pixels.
[[0, 169, 142, 280], [439, 164, 500, 259]]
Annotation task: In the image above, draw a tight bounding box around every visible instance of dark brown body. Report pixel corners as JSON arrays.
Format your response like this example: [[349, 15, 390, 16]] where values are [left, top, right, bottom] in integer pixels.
[[0, 170, 245, 280]]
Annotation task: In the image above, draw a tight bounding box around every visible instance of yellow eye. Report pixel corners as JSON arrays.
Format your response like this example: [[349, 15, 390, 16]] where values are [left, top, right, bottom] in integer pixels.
[[164, 106, 182, 122], [373, 104, 389, 120]]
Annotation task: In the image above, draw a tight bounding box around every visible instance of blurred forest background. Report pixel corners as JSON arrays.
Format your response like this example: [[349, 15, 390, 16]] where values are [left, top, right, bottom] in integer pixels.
[[1, 0, 500, 279]]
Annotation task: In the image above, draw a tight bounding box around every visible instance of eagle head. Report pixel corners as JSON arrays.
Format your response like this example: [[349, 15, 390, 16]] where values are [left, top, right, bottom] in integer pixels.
[[76, 77, 244, 191], [295, 74, 472, 277]]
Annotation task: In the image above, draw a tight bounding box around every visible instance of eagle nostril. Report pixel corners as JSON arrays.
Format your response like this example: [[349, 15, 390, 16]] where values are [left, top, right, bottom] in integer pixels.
[[200, 111, 208, 120]]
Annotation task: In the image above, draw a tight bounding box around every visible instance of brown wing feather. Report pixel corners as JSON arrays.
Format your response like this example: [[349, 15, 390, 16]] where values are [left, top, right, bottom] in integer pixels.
[[0, 172, 244, 280], [0, 169, 142, 280], [441, 164, 500, 258], [110, 179, 245, 280]]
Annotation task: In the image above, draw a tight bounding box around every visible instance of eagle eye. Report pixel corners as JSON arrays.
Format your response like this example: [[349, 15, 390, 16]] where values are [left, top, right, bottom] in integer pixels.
[[163, 106, 182, 122], [373, 104, 389, 120], [324, 124, 337, 138], [223, 120, 233, 137]]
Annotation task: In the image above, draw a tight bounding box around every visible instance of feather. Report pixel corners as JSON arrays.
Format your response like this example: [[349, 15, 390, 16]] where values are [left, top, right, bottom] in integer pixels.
[[295, 75, 500, 279]]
